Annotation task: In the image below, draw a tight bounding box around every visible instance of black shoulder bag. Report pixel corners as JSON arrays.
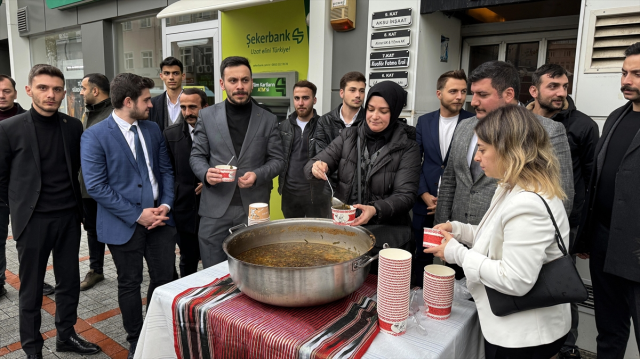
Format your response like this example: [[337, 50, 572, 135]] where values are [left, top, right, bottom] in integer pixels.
[[484, 192, 588, 317]]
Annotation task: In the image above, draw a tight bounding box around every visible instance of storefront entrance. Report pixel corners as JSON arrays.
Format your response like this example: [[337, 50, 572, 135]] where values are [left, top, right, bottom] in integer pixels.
[[461, 29, 578, 107], [164, 22, 221, 105]]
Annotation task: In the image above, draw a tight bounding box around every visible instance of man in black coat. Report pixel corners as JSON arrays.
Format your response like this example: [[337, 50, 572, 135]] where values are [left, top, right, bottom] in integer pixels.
[[78, 73, 113, 291], [278, 80, 329, 218], [572, 42, 640, 358], [0, 74, 26, 298], [0, 65, 101, 358], [163, 88, 206, 277], [149, 57, 185, 132], [527, 64, 599, 359]]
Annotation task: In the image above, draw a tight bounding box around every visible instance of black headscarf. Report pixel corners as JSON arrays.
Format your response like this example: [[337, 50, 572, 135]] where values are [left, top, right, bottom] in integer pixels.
[[363, 81, 407, 154]]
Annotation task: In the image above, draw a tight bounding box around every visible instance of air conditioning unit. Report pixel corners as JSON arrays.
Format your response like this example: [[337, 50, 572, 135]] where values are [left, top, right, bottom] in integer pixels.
[[204, 65, 212, 73], [330, 0, 356, 32], [185, 65, 194, 73], [196, 65, 204, 74]]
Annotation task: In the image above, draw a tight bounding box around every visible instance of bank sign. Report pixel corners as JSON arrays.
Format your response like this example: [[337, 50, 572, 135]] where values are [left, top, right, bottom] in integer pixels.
[[46, 0, 100, 9], [251, 78, 287, 97], [246, 28, 305, 53]]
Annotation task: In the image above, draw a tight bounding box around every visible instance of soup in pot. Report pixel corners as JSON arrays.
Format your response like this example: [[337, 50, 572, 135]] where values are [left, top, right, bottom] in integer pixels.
[[235, 242, 360, 267]]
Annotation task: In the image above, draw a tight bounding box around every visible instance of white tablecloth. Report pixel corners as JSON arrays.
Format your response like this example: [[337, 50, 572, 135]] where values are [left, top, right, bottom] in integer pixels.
[[135, 261, 484, 359]]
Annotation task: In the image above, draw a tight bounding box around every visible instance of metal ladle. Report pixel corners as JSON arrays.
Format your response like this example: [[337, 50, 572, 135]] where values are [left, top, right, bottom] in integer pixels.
[[324, 173, 344, 207]]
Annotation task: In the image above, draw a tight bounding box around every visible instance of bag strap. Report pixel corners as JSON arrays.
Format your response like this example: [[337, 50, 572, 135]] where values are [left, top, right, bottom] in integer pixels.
[[527, 191, 568, 256], [357, 136, 362, 204]]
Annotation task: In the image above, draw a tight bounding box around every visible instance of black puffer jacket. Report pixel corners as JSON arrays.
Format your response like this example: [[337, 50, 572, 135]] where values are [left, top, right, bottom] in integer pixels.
[[277, 110, 326, 198], [526, 96, 599, 227], [305, 121, 420, 225], [314, 104, 366, 157]]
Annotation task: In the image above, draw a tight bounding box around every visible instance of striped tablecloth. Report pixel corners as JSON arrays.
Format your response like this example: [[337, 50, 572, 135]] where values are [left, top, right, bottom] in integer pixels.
[[136, 261, 484, 359]]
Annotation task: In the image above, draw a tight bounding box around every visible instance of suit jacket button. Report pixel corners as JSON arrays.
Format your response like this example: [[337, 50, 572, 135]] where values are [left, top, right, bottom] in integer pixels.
[[30, 206, 34, 210], [36, 190, 40, 194], [137, 203, 141, 205], [138, 184, 142, 188], [441, 165, 445, 169]]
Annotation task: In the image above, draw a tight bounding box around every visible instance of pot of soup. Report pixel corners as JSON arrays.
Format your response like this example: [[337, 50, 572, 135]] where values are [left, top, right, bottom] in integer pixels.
[[223, 218, 378, 307]]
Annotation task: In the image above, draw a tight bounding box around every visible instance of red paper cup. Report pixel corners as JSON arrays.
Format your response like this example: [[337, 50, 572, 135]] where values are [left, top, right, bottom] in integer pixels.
[[423, 228, 444, 247], [378, 317, 408, 336], [332, 205, 356, 225], [426, 305, 452, 320], [215, 165, 237, 182], [424, 264, 456, 279]]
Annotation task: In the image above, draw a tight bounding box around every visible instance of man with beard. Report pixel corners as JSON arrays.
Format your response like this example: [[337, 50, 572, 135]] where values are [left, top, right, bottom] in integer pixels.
[[149, 57, 184, 131], [163, 88, 207, 277], [81, 73, 175, 359], [277, 80, 329, 218], [572, 42, 640, 358], [0, 65, 101, 358], [527, 64, 599, 359], [434, 61, 574, 279], [411, 70, 473, 285], [78, 73, 113, 291], [190, 56, 284, 268]]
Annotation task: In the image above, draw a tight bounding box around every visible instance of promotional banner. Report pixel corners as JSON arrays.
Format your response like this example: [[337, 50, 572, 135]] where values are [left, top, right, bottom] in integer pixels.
[[221, 0, 309, 80], [221, 0, 309, 220]]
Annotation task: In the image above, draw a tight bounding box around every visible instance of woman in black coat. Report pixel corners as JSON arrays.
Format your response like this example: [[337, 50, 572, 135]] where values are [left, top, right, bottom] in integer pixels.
[[304, 81, 420, 227]]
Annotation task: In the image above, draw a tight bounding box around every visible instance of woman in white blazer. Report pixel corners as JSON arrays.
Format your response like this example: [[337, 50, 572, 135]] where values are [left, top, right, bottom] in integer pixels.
[[425, 105, 571, 358]]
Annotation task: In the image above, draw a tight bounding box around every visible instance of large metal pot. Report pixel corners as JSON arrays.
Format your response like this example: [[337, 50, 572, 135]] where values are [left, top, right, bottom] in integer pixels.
[[223, 218, 378, 307]]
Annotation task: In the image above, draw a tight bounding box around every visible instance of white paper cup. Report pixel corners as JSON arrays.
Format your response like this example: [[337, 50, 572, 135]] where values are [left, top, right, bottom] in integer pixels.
[[215, 165, 237, 182]]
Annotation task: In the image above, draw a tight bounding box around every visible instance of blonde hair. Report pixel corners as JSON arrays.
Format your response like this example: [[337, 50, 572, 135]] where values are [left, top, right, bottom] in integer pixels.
[[474, 105, 566, 199]]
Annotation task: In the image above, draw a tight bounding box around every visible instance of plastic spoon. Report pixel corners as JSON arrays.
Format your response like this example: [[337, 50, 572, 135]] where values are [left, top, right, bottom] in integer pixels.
[[226, 155, 235, 167]]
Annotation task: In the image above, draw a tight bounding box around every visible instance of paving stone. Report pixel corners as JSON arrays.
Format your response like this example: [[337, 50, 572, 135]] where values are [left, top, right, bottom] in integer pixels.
[[2, 223, 184, 358]]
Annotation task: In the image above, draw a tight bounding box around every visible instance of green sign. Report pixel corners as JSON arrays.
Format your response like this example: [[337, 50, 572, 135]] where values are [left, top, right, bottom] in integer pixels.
[[46, 0, 100, 10], [251, 78, 287, 97]]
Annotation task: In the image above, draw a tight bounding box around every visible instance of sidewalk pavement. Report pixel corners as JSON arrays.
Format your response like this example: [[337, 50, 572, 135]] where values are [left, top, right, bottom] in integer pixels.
[[0, 224, 188, 358]]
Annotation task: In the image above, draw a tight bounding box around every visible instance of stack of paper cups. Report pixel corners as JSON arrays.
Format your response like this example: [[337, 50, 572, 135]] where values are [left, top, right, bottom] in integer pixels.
[[248, 203, 269, 226], [377, 248, 412, 336], [423, 264, 455, 320]]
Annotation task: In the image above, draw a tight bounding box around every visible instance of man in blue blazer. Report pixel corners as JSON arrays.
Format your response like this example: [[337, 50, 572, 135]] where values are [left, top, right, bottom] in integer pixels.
[[412, 70, 473, 284], [81, 73, 175, 359]]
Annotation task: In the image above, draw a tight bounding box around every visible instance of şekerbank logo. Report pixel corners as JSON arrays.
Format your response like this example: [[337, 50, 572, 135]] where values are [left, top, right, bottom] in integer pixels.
[[246, 28, 305, 48]]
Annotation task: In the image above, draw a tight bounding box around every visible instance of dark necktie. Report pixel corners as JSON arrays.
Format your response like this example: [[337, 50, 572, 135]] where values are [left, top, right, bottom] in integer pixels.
[[130, 125, 155, 208], [470, 143, 484, 183]]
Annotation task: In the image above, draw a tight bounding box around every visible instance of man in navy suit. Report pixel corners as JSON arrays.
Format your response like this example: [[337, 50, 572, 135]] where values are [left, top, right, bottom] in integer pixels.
[[81, 73, 175, 359], [412, 70, 473, 284]]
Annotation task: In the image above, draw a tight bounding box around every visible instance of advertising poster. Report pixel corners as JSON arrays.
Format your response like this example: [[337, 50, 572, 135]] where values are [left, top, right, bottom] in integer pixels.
[[221, 0, 309, 219]]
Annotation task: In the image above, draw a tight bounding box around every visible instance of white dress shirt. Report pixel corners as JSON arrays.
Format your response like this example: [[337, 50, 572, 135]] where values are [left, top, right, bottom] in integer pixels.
[[112, 111, 170, 211], [340, 107, 360, 128], [467, 133, 478, 167], [166, 91, 183, 124], [188, 124, 195, 141]]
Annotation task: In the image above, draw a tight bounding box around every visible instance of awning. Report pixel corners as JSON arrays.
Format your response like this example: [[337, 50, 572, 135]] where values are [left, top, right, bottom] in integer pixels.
[[157, 0, 284, 19]]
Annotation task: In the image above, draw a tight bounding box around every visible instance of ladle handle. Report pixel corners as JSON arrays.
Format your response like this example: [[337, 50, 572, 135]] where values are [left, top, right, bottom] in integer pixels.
[[228, 223, 248, 234], [352, 254, 379, 271], [351, 243, 390, 271]]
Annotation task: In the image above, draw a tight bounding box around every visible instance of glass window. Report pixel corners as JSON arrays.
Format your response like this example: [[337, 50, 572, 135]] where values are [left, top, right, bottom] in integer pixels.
[[166, 11, 218, 27], [506, 42, 540, 104], [546, 39, 577, 94], [122, 21, 132, 31], [30, 29, 84, 118], [140, 18, 152, 28], [124, 52, 134, 70], [114, 16, 164, 96], [141, 51, 153, 68], [170, 37, 216, 106]]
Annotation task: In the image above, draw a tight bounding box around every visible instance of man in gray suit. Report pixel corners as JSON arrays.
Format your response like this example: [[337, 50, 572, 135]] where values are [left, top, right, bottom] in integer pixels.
[[435, 61, 574, 234], [190, 56, 284, 268]]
